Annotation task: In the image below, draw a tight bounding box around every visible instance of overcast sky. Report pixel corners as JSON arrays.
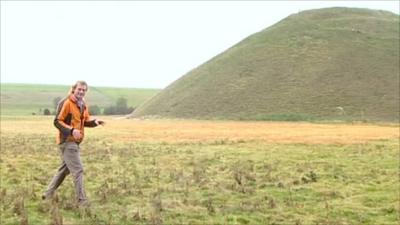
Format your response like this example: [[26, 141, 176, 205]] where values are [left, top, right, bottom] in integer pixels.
[[1, 1, 399, 89]]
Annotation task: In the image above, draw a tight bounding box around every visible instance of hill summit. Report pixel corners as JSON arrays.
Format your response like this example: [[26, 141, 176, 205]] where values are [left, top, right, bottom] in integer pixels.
[[131, 7, 399, 121]]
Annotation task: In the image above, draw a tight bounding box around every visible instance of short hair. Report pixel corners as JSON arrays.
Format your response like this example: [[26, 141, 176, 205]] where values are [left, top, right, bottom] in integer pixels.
[[69, 80, 88, 94]]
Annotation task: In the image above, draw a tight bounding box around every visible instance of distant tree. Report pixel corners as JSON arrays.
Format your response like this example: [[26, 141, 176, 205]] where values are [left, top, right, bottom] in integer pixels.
[[103, 106, 116, 115], [103, 97, 134, 115], [90, 105, 101, 115], [116, 97, 128, 114], [43, 108, 51, 115]]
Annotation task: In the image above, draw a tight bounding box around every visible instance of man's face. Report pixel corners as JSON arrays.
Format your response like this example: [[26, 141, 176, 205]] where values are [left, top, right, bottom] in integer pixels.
[[74, 84, 87, 100]]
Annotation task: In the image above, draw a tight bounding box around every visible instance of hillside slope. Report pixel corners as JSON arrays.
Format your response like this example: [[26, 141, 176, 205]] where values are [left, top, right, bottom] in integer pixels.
[[131, 8, 399, 121]]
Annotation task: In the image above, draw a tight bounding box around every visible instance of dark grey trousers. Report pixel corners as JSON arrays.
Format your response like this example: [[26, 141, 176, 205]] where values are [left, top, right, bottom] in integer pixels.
[[44, 142, 86, 202]]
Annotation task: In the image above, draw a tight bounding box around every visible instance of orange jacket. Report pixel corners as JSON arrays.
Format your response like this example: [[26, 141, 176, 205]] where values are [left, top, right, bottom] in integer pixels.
[[54, 94, 97, 144]]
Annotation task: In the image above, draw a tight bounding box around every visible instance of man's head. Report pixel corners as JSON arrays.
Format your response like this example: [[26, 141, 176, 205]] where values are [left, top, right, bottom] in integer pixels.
[[70, 81, 88, 100]]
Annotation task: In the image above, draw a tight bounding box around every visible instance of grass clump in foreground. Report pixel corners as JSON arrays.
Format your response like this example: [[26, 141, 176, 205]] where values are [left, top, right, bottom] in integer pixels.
[[1, 126, 398, 225]]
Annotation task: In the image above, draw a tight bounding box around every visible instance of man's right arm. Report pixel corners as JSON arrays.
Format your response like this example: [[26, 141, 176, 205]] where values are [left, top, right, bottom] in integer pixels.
[[53, 99, 74, 137]]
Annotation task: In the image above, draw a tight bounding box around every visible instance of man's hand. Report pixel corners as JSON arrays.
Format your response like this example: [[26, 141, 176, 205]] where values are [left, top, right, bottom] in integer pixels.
[[72, 129, 83, 139], [95, 119, 105, 126]]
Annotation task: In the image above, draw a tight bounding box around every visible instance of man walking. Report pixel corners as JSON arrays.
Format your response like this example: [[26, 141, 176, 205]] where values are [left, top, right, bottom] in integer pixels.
[[42, 81, 105, 206]]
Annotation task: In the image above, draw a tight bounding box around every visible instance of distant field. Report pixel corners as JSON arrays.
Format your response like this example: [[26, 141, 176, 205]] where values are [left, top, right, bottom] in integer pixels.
[[1, 116, 398, 224], [0, 83, 160, 115]]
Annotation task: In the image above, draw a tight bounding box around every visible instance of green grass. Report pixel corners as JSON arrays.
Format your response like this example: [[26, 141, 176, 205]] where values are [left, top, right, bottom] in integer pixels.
[[0, 118, 398, 224], [246, 113, 320, 122], [0, 83, 160, 116], [132, 7, 399, 122]]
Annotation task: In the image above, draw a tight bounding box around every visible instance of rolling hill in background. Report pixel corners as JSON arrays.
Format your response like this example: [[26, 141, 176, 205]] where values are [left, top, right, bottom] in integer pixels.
[[0, 83, 160, 115], [131, 7, 399, 122]]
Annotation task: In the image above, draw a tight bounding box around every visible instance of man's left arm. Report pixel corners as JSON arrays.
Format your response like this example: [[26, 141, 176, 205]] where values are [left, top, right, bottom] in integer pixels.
[[84, 106, 105, 127]]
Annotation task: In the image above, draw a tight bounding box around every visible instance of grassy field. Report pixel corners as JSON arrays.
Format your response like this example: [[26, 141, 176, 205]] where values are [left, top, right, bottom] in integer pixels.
[[0, 116, 398, 224], [0, 83, 160, 115]]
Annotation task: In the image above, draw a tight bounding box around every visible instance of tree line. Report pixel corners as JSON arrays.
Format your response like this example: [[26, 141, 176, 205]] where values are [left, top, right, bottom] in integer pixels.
[[41, 97, 134, 115]]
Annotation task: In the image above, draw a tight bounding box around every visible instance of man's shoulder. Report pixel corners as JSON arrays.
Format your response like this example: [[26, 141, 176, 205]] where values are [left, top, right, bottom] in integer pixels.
[[58, 96, 72, 107]]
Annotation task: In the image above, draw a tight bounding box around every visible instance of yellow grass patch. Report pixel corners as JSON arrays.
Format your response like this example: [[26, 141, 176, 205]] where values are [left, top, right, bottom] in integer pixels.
[[2, 116, 398, 144]]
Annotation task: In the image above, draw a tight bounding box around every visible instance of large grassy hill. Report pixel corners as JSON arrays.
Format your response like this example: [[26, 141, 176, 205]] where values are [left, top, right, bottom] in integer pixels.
[[131, 7, 399, 122], [0, 83, 160, 115]]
